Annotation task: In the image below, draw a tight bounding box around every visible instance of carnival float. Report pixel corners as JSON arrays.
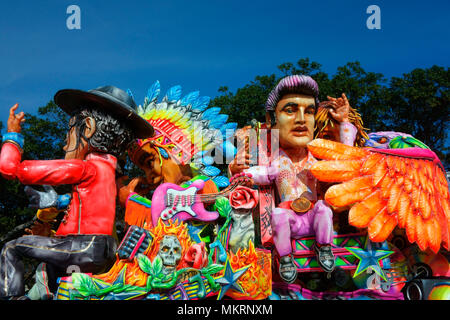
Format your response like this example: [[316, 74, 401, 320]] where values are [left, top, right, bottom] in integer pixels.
[[0, 75, 448, 301]]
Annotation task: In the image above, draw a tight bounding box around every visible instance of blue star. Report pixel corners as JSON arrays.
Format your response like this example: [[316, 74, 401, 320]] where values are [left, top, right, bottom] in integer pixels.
[[187, 222, 209, 243], [215, 259, 250, 300], [346, 238, 394, 281]]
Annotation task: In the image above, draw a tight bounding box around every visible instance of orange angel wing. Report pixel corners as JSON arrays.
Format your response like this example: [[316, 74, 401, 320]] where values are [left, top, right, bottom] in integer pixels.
[[308, 139, 450, 253]]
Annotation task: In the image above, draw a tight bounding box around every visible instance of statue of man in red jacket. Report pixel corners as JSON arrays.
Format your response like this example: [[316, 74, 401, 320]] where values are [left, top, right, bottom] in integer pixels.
[[0, 86, 154, 299]]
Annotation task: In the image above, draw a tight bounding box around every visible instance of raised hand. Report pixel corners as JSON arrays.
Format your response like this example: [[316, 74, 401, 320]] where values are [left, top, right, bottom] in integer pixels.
[[229, 126, 252, 176], [326, 93, 350, 123], [117, 176, 149, 207], [7, 104, 26, 133]]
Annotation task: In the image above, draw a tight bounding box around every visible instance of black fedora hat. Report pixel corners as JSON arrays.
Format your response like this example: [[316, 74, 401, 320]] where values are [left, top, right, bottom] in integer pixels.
[[54, 85, 154, 139]]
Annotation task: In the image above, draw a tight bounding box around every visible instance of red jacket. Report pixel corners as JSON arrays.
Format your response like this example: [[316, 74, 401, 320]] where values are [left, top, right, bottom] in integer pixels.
[[0, 142, 117, 236]]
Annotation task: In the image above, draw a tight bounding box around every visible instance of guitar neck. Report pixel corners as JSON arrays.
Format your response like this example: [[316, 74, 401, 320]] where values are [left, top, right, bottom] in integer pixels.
[[194, 177, 248, 203]]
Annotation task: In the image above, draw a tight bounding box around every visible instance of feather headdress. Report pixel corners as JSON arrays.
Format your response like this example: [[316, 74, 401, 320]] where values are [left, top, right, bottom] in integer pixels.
[[128, 81, 237, 187]]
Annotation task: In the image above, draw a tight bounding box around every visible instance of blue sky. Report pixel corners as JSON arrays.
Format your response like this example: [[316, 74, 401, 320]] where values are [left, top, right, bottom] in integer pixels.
[[0, 0, 449, 127]]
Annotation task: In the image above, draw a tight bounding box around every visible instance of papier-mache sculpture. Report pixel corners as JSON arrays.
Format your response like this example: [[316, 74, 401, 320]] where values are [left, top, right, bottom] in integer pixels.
[[0, 86, 153, 299], [1, 76, 448, 301]]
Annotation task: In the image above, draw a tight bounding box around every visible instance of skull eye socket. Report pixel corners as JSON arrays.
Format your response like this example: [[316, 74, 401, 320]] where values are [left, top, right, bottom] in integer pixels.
[[173, 248, 179, 254], [162, 247, 169, 252]]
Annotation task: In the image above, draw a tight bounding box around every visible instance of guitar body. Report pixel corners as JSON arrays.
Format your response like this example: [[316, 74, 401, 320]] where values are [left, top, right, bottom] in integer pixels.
[[151, 179, 219, 226]]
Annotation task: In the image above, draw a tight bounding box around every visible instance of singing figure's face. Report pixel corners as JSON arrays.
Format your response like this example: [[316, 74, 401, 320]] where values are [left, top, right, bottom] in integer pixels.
[[272, 93, 316, 150]]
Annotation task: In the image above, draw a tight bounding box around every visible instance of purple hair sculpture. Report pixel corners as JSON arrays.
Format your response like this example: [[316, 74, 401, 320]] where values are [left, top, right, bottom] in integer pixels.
[[265, 75, 320, 111]]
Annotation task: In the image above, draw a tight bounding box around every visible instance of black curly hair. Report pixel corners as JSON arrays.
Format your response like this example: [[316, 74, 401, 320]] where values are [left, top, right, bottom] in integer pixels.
[[67, 107, 135, 159]]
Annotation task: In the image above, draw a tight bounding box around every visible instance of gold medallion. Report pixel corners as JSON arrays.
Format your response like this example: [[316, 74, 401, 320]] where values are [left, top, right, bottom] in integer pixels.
[[290, 197, 312, 214]]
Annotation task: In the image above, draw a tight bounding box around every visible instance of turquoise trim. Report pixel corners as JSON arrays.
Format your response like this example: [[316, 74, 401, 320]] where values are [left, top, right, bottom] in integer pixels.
[[2, 132, 24, 149], [129, 194, 152, 208]]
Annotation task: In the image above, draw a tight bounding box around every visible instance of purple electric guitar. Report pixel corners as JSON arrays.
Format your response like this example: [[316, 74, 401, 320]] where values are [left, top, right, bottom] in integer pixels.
[[151, 175, 252, 226]]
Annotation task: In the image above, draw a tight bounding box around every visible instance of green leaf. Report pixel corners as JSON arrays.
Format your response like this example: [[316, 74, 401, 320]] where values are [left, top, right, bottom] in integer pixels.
[[72, 273, 96, 297], [137, 254, 153, 275], [202, 263, 225, 275], [214, 197, 232, 218], [152, 255, 163, 275]]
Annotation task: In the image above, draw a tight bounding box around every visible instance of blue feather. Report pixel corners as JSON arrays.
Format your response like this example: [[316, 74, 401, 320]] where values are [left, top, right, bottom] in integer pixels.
[[220, 122, 238, 138], [201, 156, 214, 166], [165, 85, 182, 102], [202, 166, 221, 177], [181, 91, 200, 106], [201, 107, 221, 120], [209, 114, 228, 129], [213, 176, 230, 188], [147, 81, 161, 102], [192, 96, 211, 111]]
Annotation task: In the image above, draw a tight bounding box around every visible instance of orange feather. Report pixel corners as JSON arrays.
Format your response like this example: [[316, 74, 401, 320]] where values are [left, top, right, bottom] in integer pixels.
[[404, 176, 413, 193], [386, 157, 397, 179], [420, 191, 431, 220], [394, 157, 406, 175], [415, 215, 428, 251], [373, 157, 388, 187], [412, 163, 421, 187], [425, 218, 441, 254], [423, 174, 435, 196], [424, 161, 434, 179], [307, 139, 368, 160], [411, 186, 422, 211], [418, 165, 429, 191], [439, 178, 449, 198], [406, 210, 418, 244], [397, 190, 411, 228], [379, 174, 395, 199], [310, 160, 363, 182], [361, 153, 383, 175], [324, 176, 373, 207], [442, 197, 450, 220], [368, 207, 398, 242], [348, 190, 385, 228], [387, 181, 402, 214]]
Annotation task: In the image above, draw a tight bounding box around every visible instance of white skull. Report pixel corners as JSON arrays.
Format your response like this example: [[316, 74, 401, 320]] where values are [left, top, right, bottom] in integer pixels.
[[158, 235, 182, 275]]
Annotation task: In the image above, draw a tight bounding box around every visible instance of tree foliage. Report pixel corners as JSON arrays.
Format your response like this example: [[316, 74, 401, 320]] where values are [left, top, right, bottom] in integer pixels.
[[383, 66, 449, 164]]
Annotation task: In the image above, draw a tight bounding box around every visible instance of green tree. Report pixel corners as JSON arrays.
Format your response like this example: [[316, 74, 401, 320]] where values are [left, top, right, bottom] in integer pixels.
[[383, 66, 449, 166], [211, 74, 277, 127], [211, 58, 389, 132]]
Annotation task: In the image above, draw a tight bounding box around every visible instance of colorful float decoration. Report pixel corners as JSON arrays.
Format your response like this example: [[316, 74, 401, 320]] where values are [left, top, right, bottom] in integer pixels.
[[0, 76, 448, 301]]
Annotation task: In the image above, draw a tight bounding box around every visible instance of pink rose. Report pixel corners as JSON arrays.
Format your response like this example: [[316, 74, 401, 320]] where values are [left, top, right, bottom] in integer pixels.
[[229, 186, 259, 210]]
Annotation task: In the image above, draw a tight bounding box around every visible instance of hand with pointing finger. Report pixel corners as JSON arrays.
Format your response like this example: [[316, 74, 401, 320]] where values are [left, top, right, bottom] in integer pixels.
[[7, 104, 26, 133]]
